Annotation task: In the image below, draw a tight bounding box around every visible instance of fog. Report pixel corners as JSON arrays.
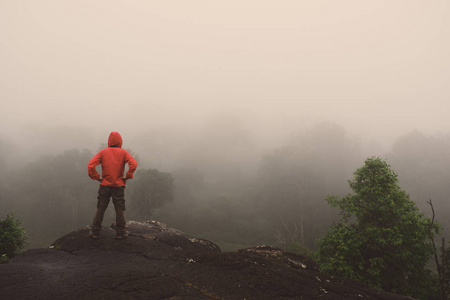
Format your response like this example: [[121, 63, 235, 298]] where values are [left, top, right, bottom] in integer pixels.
[[2, 1, 449, 149], [1, 1, 450, 250]]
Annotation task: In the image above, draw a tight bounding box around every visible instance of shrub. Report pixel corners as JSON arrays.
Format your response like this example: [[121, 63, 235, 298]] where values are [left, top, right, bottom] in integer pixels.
[[0, 213, 27, 263]]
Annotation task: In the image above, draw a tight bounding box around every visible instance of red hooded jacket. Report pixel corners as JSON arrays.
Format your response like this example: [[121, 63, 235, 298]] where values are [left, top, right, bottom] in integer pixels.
[[88, 132, 137, 187]]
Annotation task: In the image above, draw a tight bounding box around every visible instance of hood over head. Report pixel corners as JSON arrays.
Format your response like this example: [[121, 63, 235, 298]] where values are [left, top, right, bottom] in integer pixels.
[[108, 132, 123, 148]]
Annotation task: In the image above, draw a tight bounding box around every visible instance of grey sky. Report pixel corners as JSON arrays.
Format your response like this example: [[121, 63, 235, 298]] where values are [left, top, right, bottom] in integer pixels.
[[1, 1, 449, 149]]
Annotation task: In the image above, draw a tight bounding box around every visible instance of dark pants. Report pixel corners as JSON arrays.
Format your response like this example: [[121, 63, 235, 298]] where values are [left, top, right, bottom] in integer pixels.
[[92, 185, 126, 233]]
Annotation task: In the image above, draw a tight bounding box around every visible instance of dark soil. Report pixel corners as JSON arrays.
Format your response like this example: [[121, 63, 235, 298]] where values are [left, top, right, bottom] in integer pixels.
[[0, 221, 413, 300]]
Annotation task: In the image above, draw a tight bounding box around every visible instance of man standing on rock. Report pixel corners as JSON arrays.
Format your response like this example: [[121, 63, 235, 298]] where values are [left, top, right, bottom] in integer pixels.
[[88, 131, 137, 239]]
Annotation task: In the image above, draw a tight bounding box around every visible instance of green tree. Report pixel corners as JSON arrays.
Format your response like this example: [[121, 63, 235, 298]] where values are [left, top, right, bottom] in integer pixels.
[[316, 157, 439, 296], [128, 169, 175, 220], [0, 213, 27, 263]]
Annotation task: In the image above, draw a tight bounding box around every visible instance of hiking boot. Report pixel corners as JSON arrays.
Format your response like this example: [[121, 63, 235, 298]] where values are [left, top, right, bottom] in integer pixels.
[[115, 231, 128, 239], [89, 230, 100, 239]]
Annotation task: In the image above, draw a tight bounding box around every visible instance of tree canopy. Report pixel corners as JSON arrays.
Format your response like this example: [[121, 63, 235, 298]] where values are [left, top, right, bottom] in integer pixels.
[[316, 157, 439, 295]]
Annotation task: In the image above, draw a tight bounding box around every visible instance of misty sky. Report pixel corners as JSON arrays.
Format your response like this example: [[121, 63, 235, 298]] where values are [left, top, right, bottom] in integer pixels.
[[1, 1, 449, 149]]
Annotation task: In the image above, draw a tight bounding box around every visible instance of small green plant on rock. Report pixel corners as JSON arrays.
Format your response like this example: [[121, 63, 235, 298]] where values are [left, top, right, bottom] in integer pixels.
[[0, 213, 27, 263]]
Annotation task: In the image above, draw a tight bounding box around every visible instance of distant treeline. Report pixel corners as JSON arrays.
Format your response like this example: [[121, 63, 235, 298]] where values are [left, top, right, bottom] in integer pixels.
[[1, 124, 450, 253]]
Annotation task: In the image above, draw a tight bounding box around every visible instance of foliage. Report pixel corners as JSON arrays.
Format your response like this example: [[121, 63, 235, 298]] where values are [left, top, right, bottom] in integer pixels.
[[128, 168, 175, 220], [440, 243, 450, 297], [315, 157, 439, 296], [394, 269, 441, 300], [0, 213, 27, 263]]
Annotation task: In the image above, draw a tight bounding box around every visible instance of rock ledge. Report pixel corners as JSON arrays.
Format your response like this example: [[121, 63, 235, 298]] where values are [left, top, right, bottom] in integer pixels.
[[0, 221, 413, 300]]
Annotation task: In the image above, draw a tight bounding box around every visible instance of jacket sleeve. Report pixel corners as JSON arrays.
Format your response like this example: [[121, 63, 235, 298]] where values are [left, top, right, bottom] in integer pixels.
[[125, 152, 137, 179], [88, 151, 102, 180]]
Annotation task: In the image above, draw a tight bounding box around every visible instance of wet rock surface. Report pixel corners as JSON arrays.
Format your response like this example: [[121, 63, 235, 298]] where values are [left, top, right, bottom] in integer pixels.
[[0, 221, 412, 299]]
